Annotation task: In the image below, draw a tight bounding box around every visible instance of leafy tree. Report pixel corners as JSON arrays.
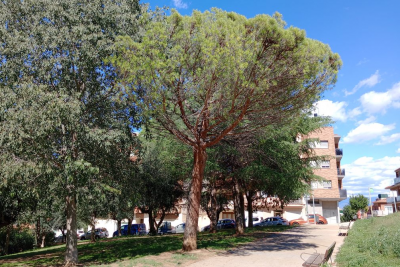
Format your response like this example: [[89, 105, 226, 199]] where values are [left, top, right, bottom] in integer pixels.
[[349, 194, 369, 213], [137, 137, 187, 235], [111, 9, 341, 250], [341, 205, 356, 222], [0, 0, 141, 264]]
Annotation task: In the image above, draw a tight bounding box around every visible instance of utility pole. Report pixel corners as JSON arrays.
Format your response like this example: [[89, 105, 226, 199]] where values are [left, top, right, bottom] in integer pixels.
[[369, 188, 373, 217]]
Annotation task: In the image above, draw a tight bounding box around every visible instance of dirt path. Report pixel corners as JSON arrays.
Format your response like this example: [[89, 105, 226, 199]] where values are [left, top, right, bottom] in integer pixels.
[[188, 224, 345, 267]]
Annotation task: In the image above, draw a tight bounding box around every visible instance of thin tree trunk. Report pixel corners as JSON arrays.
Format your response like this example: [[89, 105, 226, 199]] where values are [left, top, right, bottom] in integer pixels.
[[183, 147, 207, 251], [240, 193, 245, 230], [90, 218, 96, 242], [117, 220, 122, 236], [208, 188, 218, 233], [233, 181, 244, 235], [65, 193, 78, 265], [246, 193, 254, 228], [5, 224, 11, 255], [127, 218, 132, 235], [148, 208, 156, 235], [36, 218, 42, 248], [41, 234, 46, 248]]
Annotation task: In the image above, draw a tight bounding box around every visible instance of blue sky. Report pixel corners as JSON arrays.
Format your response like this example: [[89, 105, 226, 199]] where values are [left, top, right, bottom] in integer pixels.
[[144, 0, 400, 207]]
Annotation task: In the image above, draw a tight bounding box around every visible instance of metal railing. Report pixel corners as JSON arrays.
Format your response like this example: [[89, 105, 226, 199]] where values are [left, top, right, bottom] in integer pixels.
[[339, 189, 347, 198], [337, 168, 345, 176], [335, 148, 343, 156]]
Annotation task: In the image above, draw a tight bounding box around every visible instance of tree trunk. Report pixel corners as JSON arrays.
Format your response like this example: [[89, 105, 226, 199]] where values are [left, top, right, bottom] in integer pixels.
[[127, 218, 132, 235], [148, 208, 156, 235], [240, 193, 246, 230], [246, 193, 254, 228], [183, 147, 207, 251], [117, 219, 122, 236], [65, 193, 78, 266], [5, 224, 11, 255], [41, 234, 46, 248], [36, 218, 42, 248], [90, 219, 96, 242], [233, 181, 244, 235]]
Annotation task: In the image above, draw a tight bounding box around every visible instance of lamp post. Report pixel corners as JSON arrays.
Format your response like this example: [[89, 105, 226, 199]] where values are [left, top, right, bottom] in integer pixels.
[[312, 194, 316, 225]]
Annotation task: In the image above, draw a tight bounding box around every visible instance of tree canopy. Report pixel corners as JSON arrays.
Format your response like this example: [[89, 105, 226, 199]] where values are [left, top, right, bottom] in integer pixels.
[[111, 8, 341, 251], [0, 0, 141, 263]]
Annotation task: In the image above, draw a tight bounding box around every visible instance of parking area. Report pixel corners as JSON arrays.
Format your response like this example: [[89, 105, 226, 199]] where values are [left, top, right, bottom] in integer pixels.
[[189, 224, 345, 267]]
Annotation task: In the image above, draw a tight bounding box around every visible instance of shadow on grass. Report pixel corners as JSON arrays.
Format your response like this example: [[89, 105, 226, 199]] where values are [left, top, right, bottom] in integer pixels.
[[0, 226, 293, 266]]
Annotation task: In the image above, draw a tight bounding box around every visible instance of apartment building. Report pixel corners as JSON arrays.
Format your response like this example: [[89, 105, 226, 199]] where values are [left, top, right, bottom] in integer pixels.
[[384, 167, 400, 212]]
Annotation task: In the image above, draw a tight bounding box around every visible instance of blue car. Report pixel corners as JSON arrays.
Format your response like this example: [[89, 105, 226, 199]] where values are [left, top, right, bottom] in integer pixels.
[[113, 224, 146, 237]]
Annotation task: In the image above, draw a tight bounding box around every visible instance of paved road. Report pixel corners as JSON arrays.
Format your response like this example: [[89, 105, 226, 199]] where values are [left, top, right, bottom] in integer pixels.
[[189, 224, 345, 267]]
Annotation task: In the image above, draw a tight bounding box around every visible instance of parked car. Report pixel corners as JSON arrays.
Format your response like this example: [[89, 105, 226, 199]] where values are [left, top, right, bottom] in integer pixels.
[[201, 224, 211, 232], [77, 230, 85, 240], [82, 228, 109, 240], [113, 224, 146, 237], [172, 223, 185, 234], [254, 217, 289, 227], [158, 221, 173, 235], [217, 219, 235, 229], [289, 214, 328, 226], [245, 217, 260, 227]]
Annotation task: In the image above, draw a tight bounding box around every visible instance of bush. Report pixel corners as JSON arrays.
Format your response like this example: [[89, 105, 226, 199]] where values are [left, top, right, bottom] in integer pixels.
[[0, 227, 35, 256]]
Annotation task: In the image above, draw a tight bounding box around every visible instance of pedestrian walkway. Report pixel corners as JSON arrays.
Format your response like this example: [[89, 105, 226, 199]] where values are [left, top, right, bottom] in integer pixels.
[[189, 224, 345, 267]]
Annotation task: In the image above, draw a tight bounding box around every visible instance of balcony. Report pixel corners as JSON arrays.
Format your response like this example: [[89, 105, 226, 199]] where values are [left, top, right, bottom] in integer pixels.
[[339, 189, 347, 199], [335, 148, 343, 159], [394, 177, 400, 185], [387, 196, 400, 203], [337, 168, 345, 177]]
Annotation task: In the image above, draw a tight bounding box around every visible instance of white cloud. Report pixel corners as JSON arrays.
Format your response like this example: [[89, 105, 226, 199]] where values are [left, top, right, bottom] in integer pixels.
[[360, 82, 400, 114], [172, 0, 188, 9], [397, 148, 400, 153], [342, 122, 395, 143], [313, 100, 348, 122], [357, 116, 376, 125], [342, 156, 400, 196], [376, 133, 400, 145], [348, 107, 362, 119], [345, 70, 380, 96]]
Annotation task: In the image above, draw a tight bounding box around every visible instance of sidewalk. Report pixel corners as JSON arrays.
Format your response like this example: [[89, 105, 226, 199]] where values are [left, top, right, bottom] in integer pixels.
[[189, 224, 345, 267]]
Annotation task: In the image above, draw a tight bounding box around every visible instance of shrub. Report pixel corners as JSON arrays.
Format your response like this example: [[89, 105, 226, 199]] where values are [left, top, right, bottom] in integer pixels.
[[0, 227, 35, 255]]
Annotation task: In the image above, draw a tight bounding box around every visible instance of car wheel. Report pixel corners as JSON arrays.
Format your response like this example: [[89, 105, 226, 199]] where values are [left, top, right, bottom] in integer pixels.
[[292, 222, 300, 226], [318, 221, 324, 224]]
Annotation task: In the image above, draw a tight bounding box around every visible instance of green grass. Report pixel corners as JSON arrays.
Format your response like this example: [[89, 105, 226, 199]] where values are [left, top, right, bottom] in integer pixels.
[[0, 226, 289, 267], [336, 212, 400, 267]]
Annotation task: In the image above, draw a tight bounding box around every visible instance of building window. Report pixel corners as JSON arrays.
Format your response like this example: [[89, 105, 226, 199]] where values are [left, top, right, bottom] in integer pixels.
[[322, 181, 332, 189], [321, 161, 330, 168], [310, 140, 329, 148]]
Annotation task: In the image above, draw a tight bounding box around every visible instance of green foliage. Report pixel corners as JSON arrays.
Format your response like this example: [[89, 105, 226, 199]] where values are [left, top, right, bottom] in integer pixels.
[[0, 228, 35, 256], [341, 205, 357, 222], [0, 0, 142, 261], [336, 213, 400, 267], [111, 8, 341, 147], [349, 194, 369, 213]]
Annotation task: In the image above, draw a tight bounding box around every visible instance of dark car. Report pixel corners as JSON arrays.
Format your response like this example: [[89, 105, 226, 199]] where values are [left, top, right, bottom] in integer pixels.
[[217, 219, 235, 229], [158, 221, 173, 235], [113, 224, 146, 237]]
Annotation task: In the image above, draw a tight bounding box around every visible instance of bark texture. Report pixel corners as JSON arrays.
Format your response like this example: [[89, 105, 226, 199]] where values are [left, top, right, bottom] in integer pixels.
[[65, 194, 78, 265], [233, 182, 244, 235], [183, 147, 207, 251]]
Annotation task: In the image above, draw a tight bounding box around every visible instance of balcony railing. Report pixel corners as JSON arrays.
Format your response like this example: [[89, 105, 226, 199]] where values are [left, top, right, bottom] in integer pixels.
[[335, 148, 343, 156], [339, 189, 347, 198], [372, 210, 390, 216], [394, 177, 400, 185], [337, 168, 345, 176], [387, 196, 400, 203]]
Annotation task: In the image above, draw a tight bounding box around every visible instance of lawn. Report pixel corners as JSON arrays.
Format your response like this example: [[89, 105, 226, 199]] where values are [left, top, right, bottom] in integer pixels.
[[0, 226, 289, 267], [336, 212, 400, 267]]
